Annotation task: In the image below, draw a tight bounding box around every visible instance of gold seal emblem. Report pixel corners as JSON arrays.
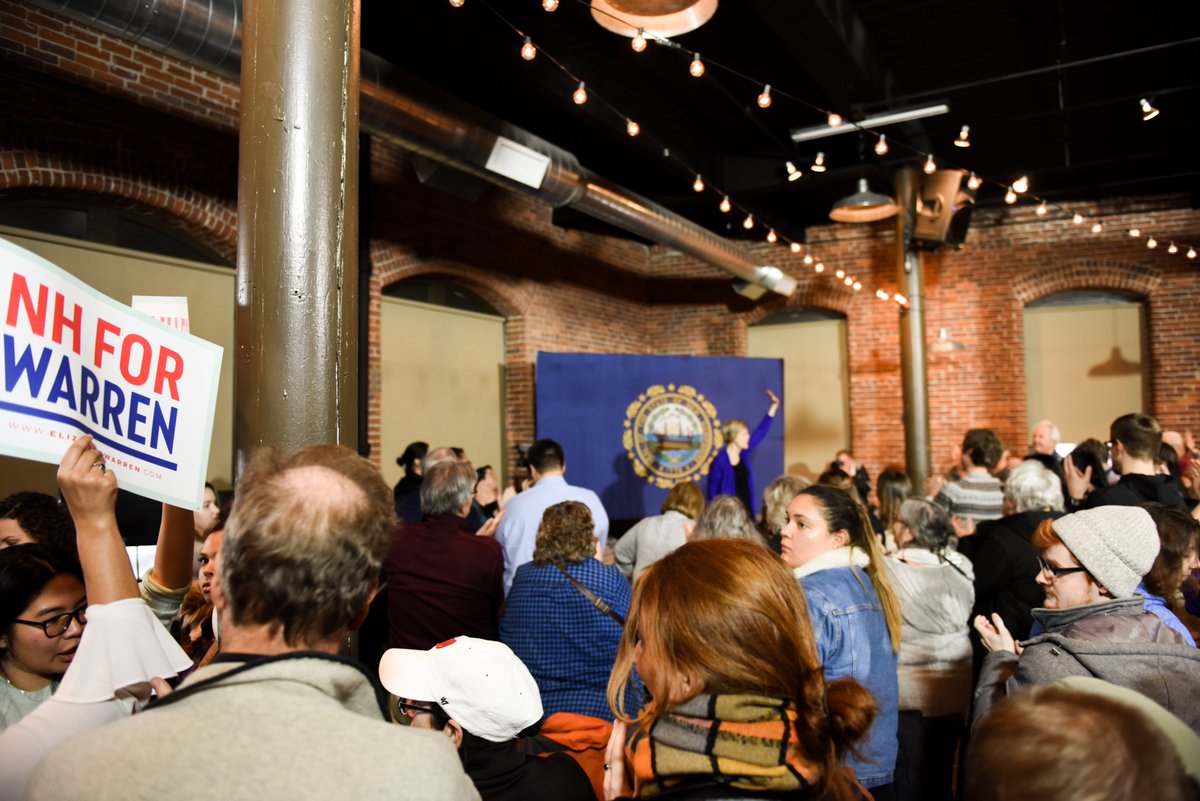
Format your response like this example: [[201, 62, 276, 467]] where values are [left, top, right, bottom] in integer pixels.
[[622, 384, 720, 488]]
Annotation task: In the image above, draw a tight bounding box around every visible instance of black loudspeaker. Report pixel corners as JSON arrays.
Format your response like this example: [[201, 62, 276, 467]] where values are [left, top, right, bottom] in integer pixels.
[[913, 169, 977, 249]]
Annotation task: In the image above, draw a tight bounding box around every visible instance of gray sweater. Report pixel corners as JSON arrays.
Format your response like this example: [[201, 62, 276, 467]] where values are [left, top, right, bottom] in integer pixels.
[[973, 596, 1200, 732]]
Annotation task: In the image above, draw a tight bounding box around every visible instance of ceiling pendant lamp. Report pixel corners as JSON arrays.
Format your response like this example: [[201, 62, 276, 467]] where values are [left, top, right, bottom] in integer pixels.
[[829, 178, 899, 223], [590, 0, 718, 39]]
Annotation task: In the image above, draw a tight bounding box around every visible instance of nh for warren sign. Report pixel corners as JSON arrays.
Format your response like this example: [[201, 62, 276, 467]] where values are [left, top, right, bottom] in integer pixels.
[[1, 238, 222, 510]]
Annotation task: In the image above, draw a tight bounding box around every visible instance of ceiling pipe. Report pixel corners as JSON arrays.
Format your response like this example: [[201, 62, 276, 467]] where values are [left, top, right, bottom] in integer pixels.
[[29, 0, 794, 298]]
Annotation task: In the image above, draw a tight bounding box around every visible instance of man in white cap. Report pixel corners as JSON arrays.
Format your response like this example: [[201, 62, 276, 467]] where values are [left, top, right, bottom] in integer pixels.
[[380, 636, 595, 801], [972, 505, 1200, 732]]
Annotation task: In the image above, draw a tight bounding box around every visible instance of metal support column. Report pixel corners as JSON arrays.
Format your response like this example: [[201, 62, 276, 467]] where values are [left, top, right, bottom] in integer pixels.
[[894, 167, 932, 489], [235, 0, 361, 465]]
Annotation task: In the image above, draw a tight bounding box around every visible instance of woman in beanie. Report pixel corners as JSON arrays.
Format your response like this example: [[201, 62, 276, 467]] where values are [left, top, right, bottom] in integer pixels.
[[972, 505, 1200, 732]]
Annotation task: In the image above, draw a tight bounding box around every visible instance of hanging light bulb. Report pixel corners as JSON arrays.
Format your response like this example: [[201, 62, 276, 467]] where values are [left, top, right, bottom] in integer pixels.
[[449, 0, 464, 6], [766, 229, 777, 243], [689, 53, 705, 77], [1128, 228, 1141, 237], [811, 152, 827, 172], [835, 269, 845, 279], [1168, 242, 1178, 254], [1188, 248, 1197, 259], [662, 147, 670, 158], [520, 36, 536, 61], [692, 174, 705, 193], [631, 28, 647, 52], [827, 112, 843, 127], [1004, 187, 1017, 204], [572, 81, 587, 105], [1036, 202, 1047, 216], [874, 135, 888, 156], [853, 281, 863, 291], [1147, 237, 1158, 249], [1013, 175, 1030, 193], [804, 255, 814, 265], [1139, 98, 1160, 121], [786, 161, 802, 182], [542, 0, 558, 10], [743, 213, 755, 230], [923, 154, 937, 174], [1073, 213, 1084, 224], [1091, 221, 1103, 233], [844, 276, 854, 286], [757, 84, 772, 108], [967, 172, 982, 190], [625, 118, 639, 137], [954, 125, 971, 148], [719, 195, 731, 213], [876, 289, 890, 301], [894, 293, 908, 306], [814, 262, 825, 273], [790, 242, 802, 254]]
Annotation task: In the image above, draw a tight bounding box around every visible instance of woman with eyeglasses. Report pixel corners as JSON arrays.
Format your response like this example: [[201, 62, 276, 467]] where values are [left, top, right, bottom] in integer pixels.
[[0, 544, 86, 731], [972, 506, 1200, 732]]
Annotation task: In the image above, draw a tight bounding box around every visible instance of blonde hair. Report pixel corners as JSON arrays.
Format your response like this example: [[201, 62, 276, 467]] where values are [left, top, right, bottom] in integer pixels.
[[721, 418, 748, 445]]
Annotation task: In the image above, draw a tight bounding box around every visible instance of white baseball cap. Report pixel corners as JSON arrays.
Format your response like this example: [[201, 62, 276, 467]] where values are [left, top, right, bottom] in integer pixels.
[[378, 636, 543, 743]]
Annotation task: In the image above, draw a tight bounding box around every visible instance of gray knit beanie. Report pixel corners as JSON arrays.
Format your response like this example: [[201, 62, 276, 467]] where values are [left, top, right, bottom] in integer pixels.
[[1051, 506, 1160, 598]]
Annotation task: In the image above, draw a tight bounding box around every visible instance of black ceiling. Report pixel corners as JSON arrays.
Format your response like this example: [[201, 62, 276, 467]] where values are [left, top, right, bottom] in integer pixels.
[[362, 1, 1200, 245]]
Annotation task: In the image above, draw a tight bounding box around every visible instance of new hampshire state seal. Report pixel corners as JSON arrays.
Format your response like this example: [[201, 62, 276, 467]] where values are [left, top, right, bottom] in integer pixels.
[[623, 384, 720, 488]]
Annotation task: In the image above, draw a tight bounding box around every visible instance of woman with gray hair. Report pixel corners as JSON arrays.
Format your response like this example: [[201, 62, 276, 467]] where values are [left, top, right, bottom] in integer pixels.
[[689, 495, 766, 547], [884, 498, 974, 801]]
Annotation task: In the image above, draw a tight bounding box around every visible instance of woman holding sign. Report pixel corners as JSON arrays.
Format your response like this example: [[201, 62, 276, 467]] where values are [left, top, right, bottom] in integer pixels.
[[705, 389, 780, 516]]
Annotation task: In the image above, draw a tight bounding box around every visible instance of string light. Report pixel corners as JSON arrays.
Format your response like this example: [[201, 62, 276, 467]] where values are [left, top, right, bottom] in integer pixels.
[[542, 0, 558, 10], [814, 262, 825, 272], [1189, 248, 1197, 259], [631, 28, 647, 52], [835, 269, 845, 279], [572, 81, 587, 105], [967, 172, 982, 190], [689, 53, 705, 78], [786, 161, 802, 182], [876, 289, 890, 301], [1091, 222, 1103, 233], [804, 255, 814, 265], [1147, 237, 1158, 249], [923, 154, 937, 174], [874, 135, 888, 156], [625, 118, 639, 136], [1013, 175, 1030, 193], [1128, 228, 1141, 237], [743, 213, 754, 230], [520, 36, 536, 61], [810, 152, 827, 172], [1168, 242, 1178, 254], [1139, 98, 1160, 121], [662, 147, 670, 158], [692, 174, 705, 192], [827, 112, 843, 127], [1036, 202, 1047, 216], [719, 195, 731, 213], [954, 125, 971, 148], [1073, 213, 1084, 224], [894, 293, 908, 306], [766, 229, 777, 243], [853, 281, 863, 291], [1004, 187, 1017, 204], [790, 242, 801, 253], [757, 84, 772, 108], [844, 276, 854, 286]]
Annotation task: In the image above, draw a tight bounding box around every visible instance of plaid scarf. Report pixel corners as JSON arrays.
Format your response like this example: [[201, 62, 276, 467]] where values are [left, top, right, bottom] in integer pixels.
[[629, 694, 821, 797]]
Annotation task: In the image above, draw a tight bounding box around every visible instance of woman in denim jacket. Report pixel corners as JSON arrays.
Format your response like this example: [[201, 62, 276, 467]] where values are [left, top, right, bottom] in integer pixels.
[[781, 485, 903, 799]]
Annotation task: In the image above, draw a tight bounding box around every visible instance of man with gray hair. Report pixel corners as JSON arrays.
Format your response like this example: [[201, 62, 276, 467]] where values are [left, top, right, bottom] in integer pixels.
[[28, 445, 481, 801], [385, 460, 504, 650], [959, 460, 1064, 668]]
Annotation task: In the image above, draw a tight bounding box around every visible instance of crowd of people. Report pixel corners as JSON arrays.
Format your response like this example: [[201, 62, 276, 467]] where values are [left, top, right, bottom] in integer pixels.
[[0, 409, 1198, 800]]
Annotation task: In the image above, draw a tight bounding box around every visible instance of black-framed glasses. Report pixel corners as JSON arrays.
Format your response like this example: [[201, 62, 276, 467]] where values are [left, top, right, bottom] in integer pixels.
[[1037, 557, 1088, 581], [396, 700, 437, 718], [12, 604, 87, 637]]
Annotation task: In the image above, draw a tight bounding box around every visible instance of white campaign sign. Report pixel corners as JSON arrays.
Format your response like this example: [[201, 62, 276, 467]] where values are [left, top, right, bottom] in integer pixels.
[[0, 237, 223, 510]]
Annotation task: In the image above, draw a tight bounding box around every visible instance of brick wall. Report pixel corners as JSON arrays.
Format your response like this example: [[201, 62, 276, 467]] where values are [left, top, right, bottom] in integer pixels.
[[3, 2, 1198, 485]]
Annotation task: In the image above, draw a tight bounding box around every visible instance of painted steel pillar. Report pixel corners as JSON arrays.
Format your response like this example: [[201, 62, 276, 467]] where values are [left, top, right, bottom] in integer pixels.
[[235, 0, 361, 466], [894, 167, 932, 489]]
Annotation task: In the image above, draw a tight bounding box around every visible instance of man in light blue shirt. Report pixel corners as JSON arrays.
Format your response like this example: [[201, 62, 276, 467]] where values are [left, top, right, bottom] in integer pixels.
[[494, 439, 609, 594]]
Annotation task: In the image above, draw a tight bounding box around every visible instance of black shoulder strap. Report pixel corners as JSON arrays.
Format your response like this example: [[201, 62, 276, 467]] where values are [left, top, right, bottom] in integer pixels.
[[553, 563, 625, 627]]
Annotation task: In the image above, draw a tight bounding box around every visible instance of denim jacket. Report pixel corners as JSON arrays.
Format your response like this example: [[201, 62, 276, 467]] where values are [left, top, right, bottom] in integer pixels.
[[798, 563, 899, 788]]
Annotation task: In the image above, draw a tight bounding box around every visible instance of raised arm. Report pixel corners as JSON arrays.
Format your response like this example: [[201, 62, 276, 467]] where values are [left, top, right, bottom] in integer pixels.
[[150, 505, 196, 591], [57, 435, 135, 605]]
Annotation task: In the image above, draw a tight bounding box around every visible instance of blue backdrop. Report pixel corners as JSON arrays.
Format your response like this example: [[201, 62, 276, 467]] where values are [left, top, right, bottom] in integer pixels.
[[535, 352, 783, 520]]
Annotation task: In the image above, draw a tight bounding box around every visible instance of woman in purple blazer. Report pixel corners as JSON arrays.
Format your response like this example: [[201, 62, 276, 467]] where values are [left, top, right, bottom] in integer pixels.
[[705, 389, 779, 516]]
